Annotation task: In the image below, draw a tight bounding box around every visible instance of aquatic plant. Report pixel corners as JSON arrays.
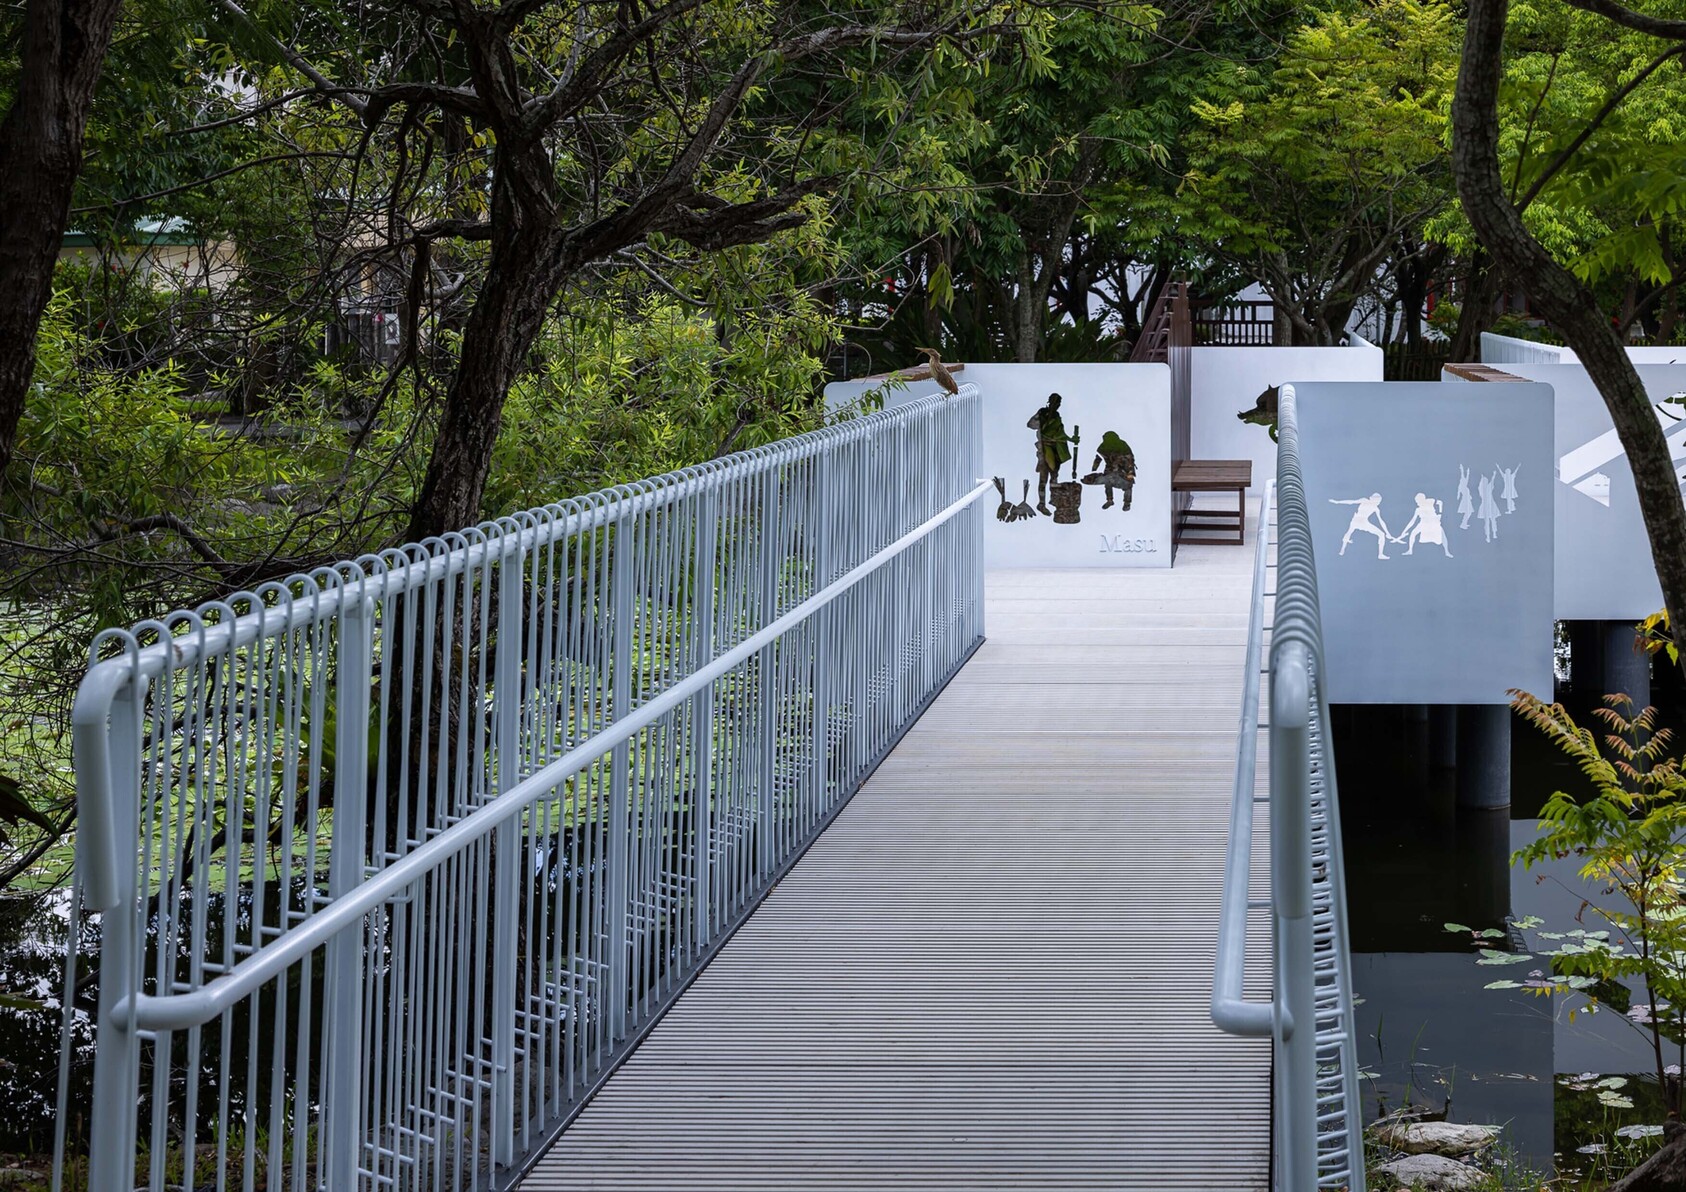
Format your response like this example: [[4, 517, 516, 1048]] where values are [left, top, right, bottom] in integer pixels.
[[1508, 691, 1686, 1122]]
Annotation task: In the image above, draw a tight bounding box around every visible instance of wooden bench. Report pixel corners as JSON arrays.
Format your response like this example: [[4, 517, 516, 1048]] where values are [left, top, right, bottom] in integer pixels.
[[1172, 460, 1252, 546]]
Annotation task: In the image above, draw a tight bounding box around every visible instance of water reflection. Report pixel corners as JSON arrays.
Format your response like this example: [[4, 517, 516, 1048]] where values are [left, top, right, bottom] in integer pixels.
[[1336, 699, 1678, 1175]]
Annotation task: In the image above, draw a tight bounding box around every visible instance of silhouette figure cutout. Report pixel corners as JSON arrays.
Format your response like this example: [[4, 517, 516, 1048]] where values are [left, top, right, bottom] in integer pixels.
[[1497, 463, 1520, 513], [1456, 465, 1474, 529], [1081, 430, 1136, 510], [1331, 493, 1393, 558], [1478, 473, 1501, 542], [1027, 393, 1075, 515], [1395, 493, 1453, 557]]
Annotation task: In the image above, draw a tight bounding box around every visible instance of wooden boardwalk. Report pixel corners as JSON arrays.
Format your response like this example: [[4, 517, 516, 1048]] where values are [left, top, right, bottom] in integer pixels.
[[520, 531, 1272, 1191]]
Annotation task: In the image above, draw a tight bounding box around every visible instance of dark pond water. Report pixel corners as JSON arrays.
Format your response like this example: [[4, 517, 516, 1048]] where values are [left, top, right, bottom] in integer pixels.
[[1335, 663, 1686, 1179]]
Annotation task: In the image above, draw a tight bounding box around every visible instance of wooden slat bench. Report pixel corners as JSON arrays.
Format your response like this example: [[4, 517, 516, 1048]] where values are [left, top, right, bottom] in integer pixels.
[[1173, 460, 1252, 546]]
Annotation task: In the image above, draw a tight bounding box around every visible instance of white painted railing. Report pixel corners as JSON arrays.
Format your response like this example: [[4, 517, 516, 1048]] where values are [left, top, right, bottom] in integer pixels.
[[56, 390, 986, 1191], [1212, 382, 1366, 1191]]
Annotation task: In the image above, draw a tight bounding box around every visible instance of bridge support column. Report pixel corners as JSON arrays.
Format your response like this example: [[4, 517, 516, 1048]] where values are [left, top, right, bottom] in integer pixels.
[[1456, 704, 1511, 811], [1601, 619, 1651, 708], [1459, 808, 1513, 927], [1406, 704, 1430, 774], [1429, 705, 1458, 770], [1567, 620, 1601, 695]]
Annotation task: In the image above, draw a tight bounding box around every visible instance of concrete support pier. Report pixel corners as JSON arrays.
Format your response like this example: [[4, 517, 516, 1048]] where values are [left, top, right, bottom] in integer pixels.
[[1456, 704, 1511, 811], [1600, 619, 1651, 707], [1459, 809, 1513, 926], [1429, 705, 1458, 770]]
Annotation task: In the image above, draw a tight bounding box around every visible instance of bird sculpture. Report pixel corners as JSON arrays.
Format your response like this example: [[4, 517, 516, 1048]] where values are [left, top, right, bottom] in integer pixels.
[[914, 346, 960, 397]]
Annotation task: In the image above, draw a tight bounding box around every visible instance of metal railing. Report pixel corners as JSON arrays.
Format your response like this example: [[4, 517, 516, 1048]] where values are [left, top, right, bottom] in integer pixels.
[[56, 389, 987, 1192], [1211, 383, 1366, 1191]]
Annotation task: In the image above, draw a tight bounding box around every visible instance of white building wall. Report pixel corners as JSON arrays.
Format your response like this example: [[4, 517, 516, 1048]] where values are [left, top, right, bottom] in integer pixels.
[[1482, 331, 1686, 367], [1189, 335, 1384, 493]]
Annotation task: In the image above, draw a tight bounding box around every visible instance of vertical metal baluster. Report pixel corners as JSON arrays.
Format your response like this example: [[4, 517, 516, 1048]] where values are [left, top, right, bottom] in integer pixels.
[[324, 592, 373, 1191], [690, 484, 717, 952], [809, 450, 829, 829], [84, 677, 143, 1192], [490, 537, 522, 1169], [606, 514, 633, 1042], [755, 464, 779, 879]]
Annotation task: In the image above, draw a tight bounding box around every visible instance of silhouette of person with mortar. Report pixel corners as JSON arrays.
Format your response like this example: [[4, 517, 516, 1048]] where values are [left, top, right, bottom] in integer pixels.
[[1027, 393, 1075, 515]]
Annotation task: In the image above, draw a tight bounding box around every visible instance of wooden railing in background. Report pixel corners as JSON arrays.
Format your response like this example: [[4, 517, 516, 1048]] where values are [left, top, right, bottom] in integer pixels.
[[1133, 283, 1195, 547], [1191, 299, 1275, 347]]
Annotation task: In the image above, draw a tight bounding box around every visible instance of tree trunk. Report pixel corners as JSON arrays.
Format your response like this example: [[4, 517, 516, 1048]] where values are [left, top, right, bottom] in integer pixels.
[[1447, 252, 1499, 362], [404, 221, 560, 541], [1318, 295, 1357, 344], [0, 0, 124, 487], [1454, 0, 1686, 681], [1007, 144, 1096, 364], [1397, 242, 1444, 348], [1011, 246, 1042, 363], [1660, 286, 1681, 344]]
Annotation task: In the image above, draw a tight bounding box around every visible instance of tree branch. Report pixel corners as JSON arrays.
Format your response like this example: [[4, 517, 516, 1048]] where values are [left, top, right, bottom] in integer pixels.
[[649, 180, 831, 251], [70, 151, 352, 213], [520, 0, 714, 134], [206, 0, 369, 119], [91, 513, 230, 571], [360, 81, 491, 123], [1561, 0, 1686, 40], [413, 216, 496, 241], [1516, 41, 1686, 213]]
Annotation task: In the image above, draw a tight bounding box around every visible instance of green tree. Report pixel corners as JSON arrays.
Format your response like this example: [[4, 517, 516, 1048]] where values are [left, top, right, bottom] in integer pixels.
[[1454, 0, 1686, 681], [1179, 0, 1460, 343], [837, 0, 1274, 366], [183, 0, 1036, 541]]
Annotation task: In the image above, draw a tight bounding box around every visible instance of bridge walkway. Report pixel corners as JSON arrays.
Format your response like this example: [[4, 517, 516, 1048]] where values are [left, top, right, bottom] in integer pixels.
[[520, 523, 1273, 1191]]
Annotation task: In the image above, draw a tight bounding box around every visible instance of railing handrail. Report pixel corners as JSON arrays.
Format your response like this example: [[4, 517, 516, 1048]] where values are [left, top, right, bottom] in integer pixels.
[[63, 385, 989, 1192], [110, 473, 992, 1034], [1212, 382, 1365, 1192], [70, 388, 978, 913], [1211, 477, 1278, 1039]]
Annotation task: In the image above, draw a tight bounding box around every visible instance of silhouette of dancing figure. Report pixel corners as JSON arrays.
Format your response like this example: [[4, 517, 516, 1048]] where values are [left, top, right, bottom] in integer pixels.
[[1395, 492, 1453, 557], [1331, 493, 1394, 558], [1456, 464, 1474, 529], [1478, 473, 1501, 542], [1497, 463, 1520, 513]]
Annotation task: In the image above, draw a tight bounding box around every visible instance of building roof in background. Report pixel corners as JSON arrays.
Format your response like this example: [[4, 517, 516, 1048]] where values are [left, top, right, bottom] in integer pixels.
[[62, 217, 199, 248]]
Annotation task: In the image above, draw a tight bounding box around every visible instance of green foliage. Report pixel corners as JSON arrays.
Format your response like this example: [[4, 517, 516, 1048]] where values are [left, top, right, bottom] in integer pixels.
[[1507, 690, 1686, 1115], [1639, 608, 1678, 665], [1480, 5, 1686, 338], [489, 229, 843, 509], [835, 0, 1247, 364], [1179, 0, 1459, 341], [0, 214, 842, 887]]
